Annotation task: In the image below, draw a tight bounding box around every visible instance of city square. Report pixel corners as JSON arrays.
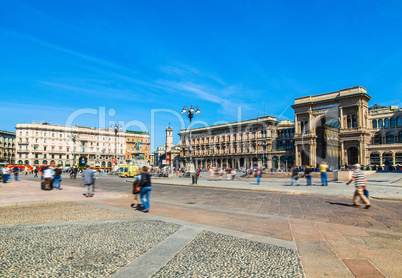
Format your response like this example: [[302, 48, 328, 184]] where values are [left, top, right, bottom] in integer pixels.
[[1, 0, 402, 277], [1, 173, 401, 277]]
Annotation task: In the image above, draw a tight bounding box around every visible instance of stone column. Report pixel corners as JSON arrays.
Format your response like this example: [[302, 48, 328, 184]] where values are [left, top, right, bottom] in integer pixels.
[[380, 152, 383, 166], [295, 144, 299, 166], [339, 107, 344, 128], [340, 141, 344, 166], [393, 152, 396, 166]]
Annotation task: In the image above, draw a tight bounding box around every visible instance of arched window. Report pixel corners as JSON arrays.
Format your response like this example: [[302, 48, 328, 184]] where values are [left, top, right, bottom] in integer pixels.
[[34, 160, 39, 165], [18, 160, 23, 164], [386, 132, 394, 144], [352, 115, 357, 127], [384, 118, 390, 128], [24, 160, 29, 165], [378, 119, 383, 128], [347, 115, 352, 128], [374, 133, 382, 145], [372, 120, 377, 129], [101, 161, 106, 167], [42, 160, 48, 165], [397, 117, 402, 127], [390, 118, 396, 128], [399, 131, 402, 143]]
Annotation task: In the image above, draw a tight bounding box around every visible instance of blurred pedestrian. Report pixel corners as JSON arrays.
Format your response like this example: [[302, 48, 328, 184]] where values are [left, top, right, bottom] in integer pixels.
[[231, 168, 236, 180], [131, 169, 142, 209], [319, 162, 328, 186], [303, 166, 312, 186], [82, 165, 95, 197], [53, 165, 62, 190], [13, 166, 19, 181], [290, 166, 300, 186], [139, 166, 152, 212], [43, 164, 54, 190], [346, 164, 371, 209], [2, 166, 9, 183], [256, 167, 262, 185], [209, 167, 215, 180]]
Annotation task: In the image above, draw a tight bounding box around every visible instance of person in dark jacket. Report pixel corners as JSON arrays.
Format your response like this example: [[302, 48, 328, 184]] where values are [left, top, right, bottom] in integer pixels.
[[53, 166, 62, 190], [139, 166, 152, 212], [303, 166, 312, 186]]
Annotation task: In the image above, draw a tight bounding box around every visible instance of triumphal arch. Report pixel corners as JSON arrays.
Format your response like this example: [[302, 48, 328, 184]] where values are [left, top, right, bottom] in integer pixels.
[[291, 86, 371, 169]]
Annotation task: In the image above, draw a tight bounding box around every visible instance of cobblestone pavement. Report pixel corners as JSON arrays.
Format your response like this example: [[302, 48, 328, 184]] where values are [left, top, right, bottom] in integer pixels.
[[153, 231, 304, 278]]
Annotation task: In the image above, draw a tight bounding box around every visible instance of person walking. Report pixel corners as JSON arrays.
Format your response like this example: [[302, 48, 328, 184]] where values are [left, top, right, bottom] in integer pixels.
[[2, 166, 10, 183], [319, 161, 328, 186], [303, 166, 312, 186], [53, 165, 62, 190], [13, 166, 19, 181], [139, 166, 152, 212], [256, 167, 262, 185], [34, 167, 38, 177], [82, 165, 95, 197], [290, 166, 300, 186], [346, 163, 371, 209], [131, 169, 142, 209], [43, 164, 54, 190], [209, 167, 215, 180]]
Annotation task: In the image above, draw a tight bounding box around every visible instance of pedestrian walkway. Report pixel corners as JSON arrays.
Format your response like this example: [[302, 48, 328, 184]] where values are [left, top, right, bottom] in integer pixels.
[[1, 174, 401, 277], [151, 172, 402, 201]]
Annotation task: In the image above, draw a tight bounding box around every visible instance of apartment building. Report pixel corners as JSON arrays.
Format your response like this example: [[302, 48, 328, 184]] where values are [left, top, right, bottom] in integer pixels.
[[179, 116, 295, 170], [0, 130, 16, 165], [15, 123, 134, 168]]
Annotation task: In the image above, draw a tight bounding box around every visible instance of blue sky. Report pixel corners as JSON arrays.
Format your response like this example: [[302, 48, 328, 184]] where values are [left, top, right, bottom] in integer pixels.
[[1, 0, 402, 150]]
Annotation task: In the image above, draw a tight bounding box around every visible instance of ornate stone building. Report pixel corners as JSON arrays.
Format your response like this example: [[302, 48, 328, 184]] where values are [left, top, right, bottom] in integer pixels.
[[15, 123, 149, 168], [292, 86, 402, 168], [368, 104, 402, 166], [179, 116, 295, 170], [0, 130, 16, 165]]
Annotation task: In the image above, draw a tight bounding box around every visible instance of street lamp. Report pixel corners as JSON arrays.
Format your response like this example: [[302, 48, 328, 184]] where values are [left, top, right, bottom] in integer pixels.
[[181, 105, 200, 183], [72, 135, 77, 167], [114, 125, 120, 172]]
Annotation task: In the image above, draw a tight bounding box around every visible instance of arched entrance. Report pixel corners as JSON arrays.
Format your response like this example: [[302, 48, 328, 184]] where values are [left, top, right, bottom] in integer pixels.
[[252, 157, 258, 167], [228, 158, 233, 168], [239, 158, 245, 168], [347, 147, 359, 165], [101, 161, 106, 167], [272, 156, 278, 169], [370, 153, 380, 165], [280, 156, 287, 169]]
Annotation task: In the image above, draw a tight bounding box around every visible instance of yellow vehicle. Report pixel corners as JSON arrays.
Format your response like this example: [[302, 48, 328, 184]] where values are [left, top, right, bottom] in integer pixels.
[[118, 165, 139, 178]]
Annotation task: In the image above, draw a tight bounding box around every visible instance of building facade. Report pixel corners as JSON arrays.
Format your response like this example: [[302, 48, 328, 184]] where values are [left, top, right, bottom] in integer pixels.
[[179, 86, 402, 169], [368, 104, 402, 166], [179, 116, 295, 170], [292, 86, 402, 168], [125, 131, 150, 163], [0, 130, 16, 165], [15, 123, 149, 168]]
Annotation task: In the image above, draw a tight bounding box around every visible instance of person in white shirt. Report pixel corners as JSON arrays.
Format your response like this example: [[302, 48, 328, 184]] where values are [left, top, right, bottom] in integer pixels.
[[2, 166, 10, 183]]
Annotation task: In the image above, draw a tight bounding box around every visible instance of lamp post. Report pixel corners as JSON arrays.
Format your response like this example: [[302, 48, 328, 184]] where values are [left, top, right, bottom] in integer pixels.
[[72, 135, 77, 167], [181, 105, 200, 183], [114, 125, 119, 172]]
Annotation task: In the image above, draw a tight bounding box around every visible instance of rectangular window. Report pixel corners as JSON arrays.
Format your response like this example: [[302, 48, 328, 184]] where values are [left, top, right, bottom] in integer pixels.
[[51, 147, 55, 151], [59, 147, 62, 151], [67, 148, 69, 152], [52, 133, 55, 137], [44, 146, 47, 151], [66, 155, 69, 159], [59, 155, 62, 159]]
